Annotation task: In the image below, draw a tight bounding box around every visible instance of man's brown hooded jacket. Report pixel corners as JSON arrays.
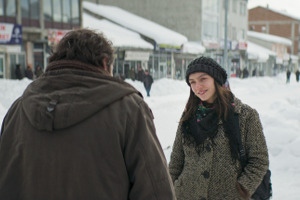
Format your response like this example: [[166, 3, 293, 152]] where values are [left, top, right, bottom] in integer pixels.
[[0, 61, 175, 200]]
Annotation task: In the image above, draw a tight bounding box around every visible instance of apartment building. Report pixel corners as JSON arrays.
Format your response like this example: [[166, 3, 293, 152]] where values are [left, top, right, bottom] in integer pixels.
[[249, 6, 300, 56]]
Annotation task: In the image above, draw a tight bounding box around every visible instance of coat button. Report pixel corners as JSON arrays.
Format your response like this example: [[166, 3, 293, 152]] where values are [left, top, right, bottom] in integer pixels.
[[202, 171, 210, 179], [206, 144, 211, 152]]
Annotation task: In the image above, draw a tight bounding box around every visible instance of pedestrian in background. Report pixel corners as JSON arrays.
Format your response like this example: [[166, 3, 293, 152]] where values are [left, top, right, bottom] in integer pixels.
[[129, 67, 136, 81], [169, 56, 269, 200], [143, 69, 153, 97], [34, 65, 44, 79], [137, 66, 145, 82], [0, 28, 175, 200], [295, 69, 299, 82], [15, 64, 23, 80], [286, 69, 291, 83], [24, 65, 33, 80]]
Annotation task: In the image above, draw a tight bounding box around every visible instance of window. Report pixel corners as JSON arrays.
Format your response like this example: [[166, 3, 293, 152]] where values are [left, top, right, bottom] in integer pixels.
[[63, 0, 71, 23], [21, 0, 30, 18], [0, 0, 4, 15], [241, 29, 245, 40], [240, 1, 246, 15], [43, 0, 80, 26], [44, 0, 52, 21], [232, 27, 237, 40], [6, 0, 16, 17], [232, 0, 237, 13], [30, 0, 39, 20], [53, 0, 62, 22], [71, 0, 80, 24]]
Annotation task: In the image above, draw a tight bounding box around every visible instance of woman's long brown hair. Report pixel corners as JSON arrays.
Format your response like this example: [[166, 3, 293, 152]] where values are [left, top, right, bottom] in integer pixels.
[[180, 81, 233, 123]]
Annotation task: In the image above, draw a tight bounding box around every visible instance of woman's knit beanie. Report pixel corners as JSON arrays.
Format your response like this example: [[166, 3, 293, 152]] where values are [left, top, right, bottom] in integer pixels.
[[185, 56, 227, 86]]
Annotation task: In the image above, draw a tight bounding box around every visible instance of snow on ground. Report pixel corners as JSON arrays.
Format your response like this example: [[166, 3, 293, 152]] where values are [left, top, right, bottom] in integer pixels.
[[1, 72, 300, 199]]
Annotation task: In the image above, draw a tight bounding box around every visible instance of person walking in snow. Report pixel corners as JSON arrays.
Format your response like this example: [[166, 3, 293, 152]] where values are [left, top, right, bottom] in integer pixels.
[[143, 69, 153, 97], [295, 69, 299, 82], [286, 69, 291, 83], [0, 29, 175, 200], [169, 56, 269, 200]]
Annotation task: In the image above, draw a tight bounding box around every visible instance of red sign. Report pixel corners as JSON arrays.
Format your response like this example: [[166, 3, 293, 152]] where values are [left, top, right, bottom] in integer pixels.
[[48, 29, 70, 46], [238, 42, 248, 50]]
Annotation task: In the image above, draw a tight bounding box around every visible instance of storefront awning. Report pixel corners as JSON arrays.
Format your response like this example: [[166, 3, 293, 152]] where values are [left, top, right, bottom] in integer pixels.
[[247, 41, 276, 62]]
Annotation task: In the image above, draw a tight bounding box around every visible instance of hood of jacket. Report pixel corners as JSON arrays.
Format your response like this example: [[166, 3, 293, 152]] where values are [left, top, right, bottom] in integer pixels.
[[21, 60, 141, 131]]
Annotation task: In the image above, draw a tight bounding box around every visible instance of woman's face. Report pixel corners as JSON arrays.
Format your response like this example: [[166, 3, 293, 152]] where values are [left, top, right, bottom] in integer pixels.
[[189, 72, 216, 103]]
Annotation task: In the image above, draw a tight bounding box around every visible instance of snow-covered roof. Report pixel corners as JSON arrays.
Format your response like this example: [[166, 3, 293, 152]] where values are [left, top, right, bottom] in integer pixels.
[[83, 13, 153, 49], [247, 41, 277, 62], [247, 31, 292, 46], [83, 1, 188, 47], [182, 41, 206, 54], [259, 6, 300, 21]]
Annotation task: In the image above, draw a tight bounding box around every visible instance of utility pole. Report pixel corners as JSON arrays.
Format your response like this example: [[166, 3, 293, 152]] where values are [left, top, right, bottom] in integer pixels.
[[224, 0, 229, 77]]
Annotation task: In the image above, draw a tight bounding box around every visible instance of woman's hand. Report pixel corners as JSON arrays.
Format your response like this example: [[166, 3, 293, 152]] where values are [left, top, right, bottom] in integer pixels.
[[236, 182, 250, 200]]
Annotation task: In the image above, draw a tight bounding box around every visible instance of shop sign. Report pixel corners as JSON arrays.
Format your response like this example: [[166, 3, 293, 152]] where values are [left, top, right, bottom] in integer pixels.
[[0, 23, 22, 45], [125, 51, 150, 61], [238, 41, 248, 50], [48, 29, 70, 46], [203, 41, 220, 49], [155, 43, 182, 52]]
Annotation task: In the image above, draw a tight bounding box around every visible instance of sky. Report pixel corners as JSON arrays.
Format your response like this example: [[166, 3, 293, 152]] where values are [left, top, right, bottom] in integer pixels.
[[1, 72, 300, 199], [248, 0, 300, 18]]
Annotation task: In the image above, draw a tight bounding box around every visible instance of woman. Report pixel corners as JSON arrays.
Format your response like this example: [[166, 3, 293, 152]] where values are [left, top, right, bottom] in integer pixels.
[[169, 56, 269, 200]]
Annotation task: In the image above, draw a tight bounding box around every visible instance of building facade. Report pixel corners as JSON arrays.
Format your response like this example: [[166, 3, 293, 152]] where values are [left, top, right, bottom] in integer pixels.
[[86, 0, 248, 77], [0, 0, 81, 79], [249, 6, 300, 56]]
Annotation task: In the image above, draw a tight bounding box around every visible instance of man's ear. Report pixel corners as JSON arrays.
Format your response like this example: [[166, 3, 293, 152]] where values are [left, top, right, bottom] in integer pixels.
[[102, 57, 109, 71], [102, 57, 113, 76]]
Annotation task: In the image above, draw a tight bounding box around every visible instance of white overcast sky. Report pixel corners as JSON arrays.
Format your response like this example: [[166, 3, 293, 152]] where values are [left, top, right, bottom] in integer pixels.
[[248, 0, 300, 18]]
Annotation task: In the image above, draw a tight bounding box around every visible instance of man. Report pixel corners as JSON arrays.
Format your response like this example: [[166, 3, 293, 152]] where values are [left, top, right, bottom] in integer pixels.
[[0, 29, 175, 200], [286, 69, 291, 83], [143, 69, 154, 97], [24, 65, 33, 80], [137, 66, 145, 82], [15, 64, 23, 80]]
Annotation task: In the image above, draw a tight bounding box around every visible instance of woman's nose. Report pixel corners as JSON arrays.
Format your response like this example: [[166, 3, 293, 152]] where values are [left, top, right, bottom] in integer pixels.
[[196, 82, 203, 89]]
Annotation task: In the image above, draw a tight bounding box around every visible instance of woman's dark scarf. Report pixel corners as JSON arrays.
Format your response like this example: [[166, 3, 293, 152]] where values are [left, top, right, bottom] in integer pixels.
[[181, 101, 240, 161]]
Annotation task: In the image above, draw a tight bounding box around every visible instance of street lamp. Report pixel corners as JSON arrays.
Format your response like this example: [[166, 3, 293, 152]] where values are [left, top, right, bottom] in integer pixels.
[[224, 0, 229, 77]]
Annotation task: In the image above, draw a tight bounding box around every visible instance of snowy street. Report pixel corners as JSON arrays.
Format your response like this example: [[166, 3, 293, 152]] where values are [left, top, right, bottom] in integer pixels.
[[1, 72, 300, 199]]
